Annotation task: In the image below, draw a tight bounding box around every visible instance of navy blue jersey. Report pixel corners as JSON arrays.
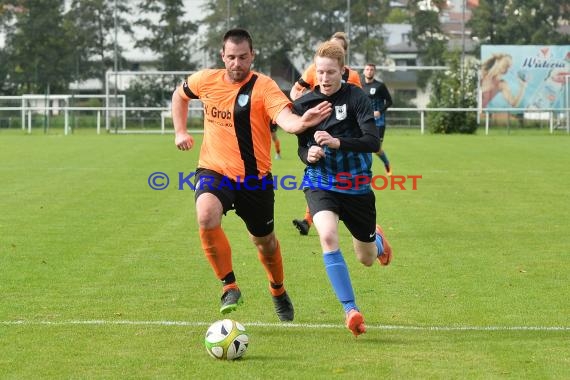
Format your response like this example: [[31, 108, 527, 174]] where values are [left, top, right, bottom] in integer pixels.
[[293, 83, 379, 194], [361, 79, 392, 127]]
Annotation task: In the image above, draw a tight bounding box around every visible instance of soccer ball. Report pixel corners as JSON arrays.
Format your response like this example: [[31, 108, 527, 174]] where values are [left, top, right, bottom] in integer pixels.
[[204, 319, 249, 360]]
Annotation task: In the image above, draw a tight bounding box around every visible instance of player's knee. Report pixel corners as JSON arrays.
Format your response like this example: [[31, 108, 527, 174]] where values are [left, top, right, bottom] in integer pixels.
[[318, 231, 338, 250], [251, 232, 277, 254], [196, 208, 223, 229]]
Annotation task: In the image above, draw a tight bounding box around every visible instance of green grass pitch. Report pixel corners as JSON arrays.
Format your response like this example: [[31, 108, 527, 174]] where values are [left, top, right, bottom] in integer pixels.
[[1, 129, 569, 379]]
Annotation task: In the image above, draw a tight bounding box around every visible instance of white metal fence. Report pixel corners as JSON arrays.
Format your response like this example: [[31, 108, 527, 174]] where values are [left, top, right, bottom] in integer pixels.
[[1, 102, 569, 135]]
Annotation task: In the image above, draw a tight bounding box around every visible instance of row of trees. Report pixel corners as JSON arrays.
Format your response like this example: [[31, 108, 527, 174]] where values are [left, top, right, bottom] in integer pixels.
[[0, 0, 199, 94]]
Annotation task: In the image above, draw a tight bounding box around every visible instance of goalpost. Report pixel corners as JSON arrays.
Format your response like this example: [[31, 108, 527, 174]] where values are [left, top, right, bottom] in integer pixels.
[[21, 94, 71, 134], [553, 73, 570, 133], [104, 70, 202, 134], [0, 94, 126, 135], [1, 69, 202, 135]]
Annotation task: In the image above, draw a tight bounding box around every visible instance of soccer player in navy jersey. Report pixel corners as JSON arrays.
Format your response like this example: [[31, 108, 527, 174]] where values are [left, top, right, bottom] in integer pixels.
[[292, 41, 393, 337], [362, 63, 393, 175], [291, 31, 362, 237]]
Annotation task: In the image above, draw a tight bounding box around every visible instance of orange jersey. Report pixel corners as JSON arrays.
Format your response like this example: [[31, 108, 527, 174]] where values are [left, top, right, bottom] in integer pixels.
[[179, 69, 291, 181], [293, 63, 362, 92]]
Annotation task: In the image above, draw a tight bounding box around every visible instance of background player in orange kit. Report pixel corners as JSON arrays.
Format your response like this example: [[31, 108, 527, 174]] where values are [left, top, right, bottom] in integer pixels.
[[270, 122, 282, 159]]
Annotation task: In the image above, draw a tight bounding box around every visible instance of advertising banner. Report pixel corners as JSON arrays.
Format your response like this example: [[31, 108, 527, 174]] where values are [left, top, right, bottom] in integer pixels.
[[480, 45, 570, 111]]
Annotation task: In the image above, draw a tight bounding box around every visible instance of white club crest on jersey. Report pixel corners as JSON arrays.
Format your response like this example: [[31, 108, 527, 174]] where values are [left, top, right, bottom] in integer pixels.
[[370, 88, 376, 95], [238, 94, 249, 107], [335, 104, 347, 120]]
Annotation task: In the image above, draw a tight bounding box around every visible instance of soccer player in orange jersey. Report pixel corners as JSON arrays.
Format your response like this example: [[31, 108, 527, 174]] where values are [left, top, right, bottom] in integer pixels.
[[291, 31, 362, 236], [171, 28, 331, 322], [289, 32, 362, 101]]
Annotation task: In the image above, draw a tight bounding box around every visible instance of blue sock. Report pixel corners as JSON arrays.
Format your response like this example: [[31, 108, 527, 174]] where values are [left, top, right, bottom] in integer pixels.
[[375, 233, 384, 257], [323, 250, 357, 313], [378, 151, 390, 166]]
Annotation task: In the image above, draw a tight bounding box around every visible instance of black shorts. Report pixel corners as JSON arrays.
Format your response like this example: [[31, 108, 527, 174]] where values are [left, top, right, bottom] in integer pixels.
[[304, 188, 377, 242], [270, 123, 278, 133], [194, 168, 275, 237]]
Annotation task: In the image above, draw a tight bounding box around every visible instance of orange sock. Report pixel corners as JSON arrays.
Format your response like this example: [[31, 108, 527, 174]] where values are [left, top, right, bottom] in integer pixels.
[[257, 240, 285, 297], [199, 226, 233, 283], [274, 139, 281, 155], [222, 283, 239, 293], [304, 205, 313, 226]]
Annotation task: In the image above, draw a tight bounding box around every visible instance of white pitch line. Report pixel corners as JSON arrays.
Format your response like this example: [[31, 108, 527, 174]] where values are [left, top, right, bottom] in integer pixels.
[[1, 320, 569, 331]]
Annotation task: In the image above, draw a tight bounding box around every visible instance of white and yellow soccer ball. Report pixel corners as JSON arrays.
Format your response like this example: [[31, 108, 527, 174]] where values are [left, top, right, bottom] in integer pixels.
[[204, 319, 249, 360]]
